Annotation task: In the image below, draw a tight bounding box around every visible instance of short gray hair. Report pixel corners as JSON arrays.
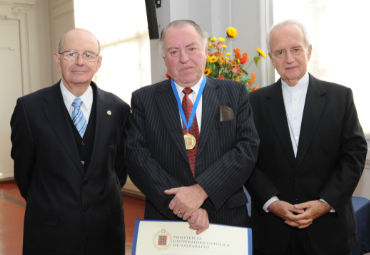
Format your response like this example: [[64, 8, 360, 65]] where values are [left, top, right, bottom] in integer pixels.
[[159, 19, 208, 56], [267, 20, 310, 52]]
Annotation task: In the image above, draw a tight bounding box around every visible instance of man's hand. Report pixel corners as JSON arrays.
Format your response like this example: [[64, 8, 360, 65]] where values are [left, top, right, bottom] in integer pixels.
[[164, 184, 208, 220], [187, 208, 209, 234], [267, 200, 305, 227], [286, 200, 332, 229]]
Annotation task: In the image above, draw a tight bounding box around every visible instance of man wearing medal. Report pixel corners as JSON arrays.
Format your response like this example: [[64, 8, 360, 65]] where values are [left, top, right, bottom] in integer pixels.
[[126, 20, 259, 234]]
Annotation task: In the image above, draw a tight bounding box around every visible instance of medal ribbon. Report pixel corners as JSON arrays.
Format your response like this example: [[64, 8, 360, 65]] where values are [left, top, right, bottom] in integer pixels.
[[170, 75, 206, 132]]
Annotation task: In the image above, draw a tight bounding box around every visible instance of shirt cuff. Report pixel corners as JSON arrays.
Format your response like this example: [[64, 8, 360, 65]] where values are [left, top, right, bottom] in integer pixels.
[[263, 196, 279, 212], [320, 198, 335, 212]]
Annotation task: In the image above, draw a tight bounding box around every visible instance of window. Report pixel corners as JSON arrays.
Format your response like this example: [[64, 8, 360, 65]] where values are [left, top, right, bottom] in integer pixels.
[[74, 0, 151, 104]]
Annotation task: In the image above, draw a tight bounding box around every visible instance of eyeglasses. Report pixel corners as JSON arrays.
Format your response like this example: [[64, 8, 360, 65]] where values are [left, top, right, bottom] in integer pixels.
[[59, 50, 99, 62], [271, 47, 305, 59]]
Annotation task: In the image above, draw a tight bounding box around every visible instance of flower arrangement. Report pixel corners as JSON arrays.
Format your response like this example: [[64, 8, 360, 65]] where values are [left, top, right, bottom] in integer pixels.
[[205, 27, 266, 92]]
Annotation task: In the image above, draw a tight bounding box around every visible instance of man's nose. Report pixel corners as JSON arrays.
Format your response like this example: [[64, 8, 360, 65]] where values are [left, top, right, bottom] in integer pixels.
[[76, 54, 84, 65], [179, 50, 189, 63], [285, 51, 294, 62]]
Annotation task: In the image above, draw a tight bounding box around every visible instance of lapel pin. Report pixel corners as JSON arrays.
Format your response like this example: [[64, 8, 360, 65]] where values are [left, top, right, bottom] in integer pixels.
[[107, 110, 112, 116]]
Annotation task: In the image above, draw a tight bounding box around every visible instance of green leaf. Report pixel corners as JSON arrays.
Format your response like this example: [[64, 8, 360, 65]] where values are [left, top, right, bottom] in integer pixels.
[[254, 56, 260, 66]]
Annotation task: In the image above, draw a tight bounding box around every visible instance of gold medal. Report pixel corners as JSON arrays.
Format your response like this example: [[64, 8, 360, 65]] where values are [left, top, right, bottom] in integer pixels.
[[184, 133, 196, 150]]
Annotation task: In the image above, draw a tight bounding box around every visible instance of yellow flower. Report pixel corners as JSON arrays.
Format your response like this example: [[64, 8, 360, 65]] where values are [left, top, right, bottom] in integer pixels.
[[225, 57, 230, 61], [210, 37, 217, 42], [204, 68, 212, 76], [226, 52, 231, 56], [257, 48, 267, 58], [222, 45, 227, 49], [209, 56, 217, 63], [218, 37, 225, 42], [226, 27, 238, 38], [208, 43, 214, 48]]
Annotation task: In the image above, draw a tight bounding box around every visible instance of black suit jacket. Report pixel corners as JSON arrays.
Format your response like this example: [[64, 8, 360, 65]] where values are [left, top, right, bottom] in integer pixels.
[[126, 77, 259, 227], [11, 81, 130, 254], [247, 74, 367, 254]]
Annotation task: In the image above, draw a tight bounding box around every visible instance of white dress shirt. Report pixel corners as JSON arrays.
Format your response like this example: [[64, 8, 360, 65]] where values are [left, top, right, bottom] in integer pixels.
[[60, 80, 93, 123], [282, 72, 309, 157], [174, 76, 203, 132]]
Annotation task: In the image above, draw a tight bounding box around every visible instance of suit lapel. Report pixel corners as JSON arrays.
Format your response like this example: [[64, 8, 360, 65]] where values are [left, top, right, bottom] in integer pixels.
[[296, 75, 326, 164], [85, 83, 113, 173], [197, 78, 219, 155], [154, 81, 189, 162], [42, 82, 83, 174], [265, 81, 296, 163]]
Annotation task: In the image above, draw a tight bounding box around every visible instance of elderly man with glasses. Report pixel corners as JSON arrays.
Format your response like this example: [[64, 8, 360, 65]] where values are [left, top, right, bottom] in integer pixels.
[[247, 20, 367, 255], [11, 28, 130, 254]]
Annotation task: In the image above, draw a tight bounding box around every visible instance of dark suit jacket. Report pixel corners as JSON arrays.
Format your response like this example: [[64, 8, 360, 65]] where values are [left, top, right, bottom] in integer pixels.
[[247, 74, 367, 254], [11, 81, 130, 254], [126, 77, 259, 227]]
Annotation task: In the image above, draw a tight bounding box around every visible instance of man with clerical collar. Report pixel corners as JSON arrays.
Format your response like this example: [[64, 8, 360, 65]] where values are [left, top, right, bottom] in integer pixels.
[[126, 19, 259, 233], [11, 28, 130, 254], [247, 20, 367, 254]]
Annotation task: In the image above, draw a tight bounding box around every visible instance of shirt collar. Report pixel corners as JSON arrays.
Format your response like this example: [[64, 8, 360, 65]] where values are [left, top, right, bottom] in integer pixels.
[[174, 76, 204, 96], [60, 80, 93, 111]]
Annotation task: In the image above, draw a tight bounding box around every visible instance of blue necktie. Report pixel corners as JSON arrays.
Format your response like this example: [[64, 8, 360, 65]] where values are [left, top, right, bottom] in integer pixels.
[[71, 97, 87, 137]]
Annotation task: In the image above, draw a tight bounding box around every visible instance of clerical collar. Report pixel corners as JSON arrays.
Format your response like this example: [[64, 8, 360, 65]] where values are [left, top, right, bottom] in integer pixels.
[[281, 72, 309, 92]]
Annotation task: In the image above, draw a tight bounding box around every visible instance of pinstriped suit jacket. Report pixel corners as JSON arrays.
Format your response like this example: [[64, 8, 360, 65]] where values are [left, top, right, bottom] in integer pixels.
[[126, 77, 259, 227]]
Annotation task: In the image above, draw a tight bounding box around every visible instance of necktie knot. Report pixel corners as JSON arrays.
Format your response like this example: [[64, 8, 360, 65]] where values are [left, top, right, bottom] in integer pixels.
[[183, 87, 192, 95], [72, 97, 83, 108]]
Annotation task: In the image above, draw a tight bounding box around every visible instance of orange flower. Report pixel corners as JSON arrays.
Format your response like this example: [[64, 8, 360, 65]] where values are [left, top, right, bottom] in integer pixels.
[[252, 86, 259, 91], [243, 52, 249, 61], [240, 57, 247, 64], [218, 74, 225, 79], [248, 72, 256, 86]]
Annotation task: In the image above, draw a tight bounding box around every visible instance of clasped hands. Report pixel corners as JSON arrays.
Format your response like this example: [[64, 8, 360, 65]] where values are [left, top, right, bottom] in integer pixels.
[[268, 200, 332, 229], [164, 184, 209, 234]]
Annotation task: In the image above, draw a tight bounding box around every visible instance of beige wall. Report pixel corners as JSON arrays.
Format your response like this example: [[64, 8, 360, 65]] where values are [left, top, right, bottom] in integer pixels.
[[0, 0, 54, 179], [0, 0, 74, 179], [48, 0, 74, 83]]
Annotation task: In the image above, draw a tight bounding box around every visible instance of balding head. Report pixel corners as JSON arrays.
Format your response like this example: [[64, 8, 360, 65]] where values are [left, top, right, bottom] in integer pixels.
[[58, 28, 101, 54]]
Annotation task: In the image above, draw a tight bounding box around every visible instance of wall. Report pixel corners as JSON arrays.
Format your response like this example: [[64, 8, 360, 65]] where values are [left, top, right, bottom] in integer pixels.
[[48, 0, 74, 83], [0, 0, 52, 179]]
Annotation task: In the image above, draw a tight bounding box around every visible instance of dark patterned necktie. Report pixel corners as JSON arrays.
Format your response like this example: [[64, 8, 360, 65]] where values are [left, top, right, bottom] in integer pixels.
[[182, 87, 200, 175]]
